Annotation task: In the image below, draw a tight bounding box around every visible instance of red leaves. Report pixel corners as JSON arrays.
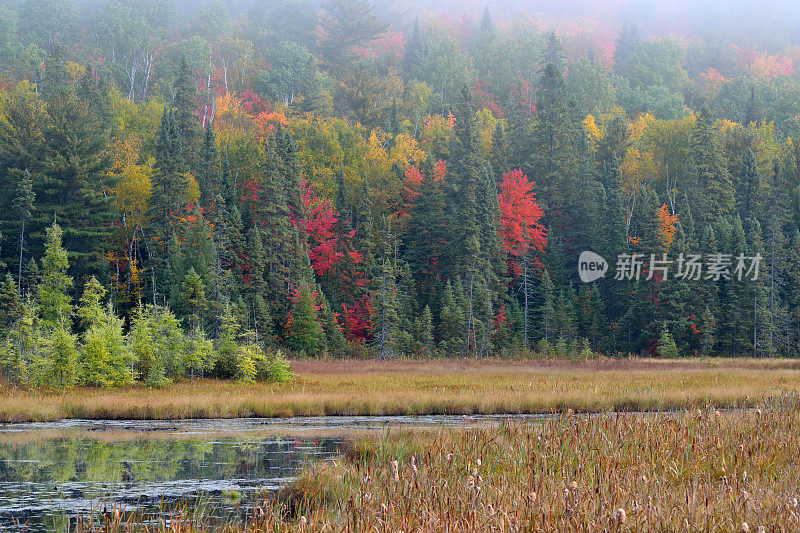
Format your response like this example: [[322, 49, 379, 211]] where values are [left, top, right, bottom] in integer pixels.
[[240, 89, 271, 117], [498, 169, 547, 276], [472, 80, 505, 119], [340, 296, 373, 343], [397, 165, 424, 220], [298, 182, 356, 277]]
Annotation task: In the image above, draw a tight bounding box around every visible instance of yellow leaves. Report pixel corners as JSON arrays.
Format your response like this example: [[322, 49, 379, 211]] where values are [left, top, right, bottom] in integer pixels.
[[185, 175, 201, 205], [115, 158, 153, 231], [719, 119, 741, 137], [475, 109, 499, 157], [421, 113, 454, 158], [214, 92, 241, 119], [583, 114, 601, 153], [621, 147, 656, 196], [390, 133, 425, 170], [108, 137, 141, 174], [628, 112, 656, 143], [366, 129, 391, 173], [65, 62, 86, 83]]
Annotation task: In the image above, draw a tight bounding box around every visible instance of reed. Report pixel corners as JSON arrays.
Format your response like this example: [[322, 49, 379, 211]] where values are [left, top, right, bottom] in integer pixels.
[[2, 357, 800, 422], [71, 397, 800, 531]]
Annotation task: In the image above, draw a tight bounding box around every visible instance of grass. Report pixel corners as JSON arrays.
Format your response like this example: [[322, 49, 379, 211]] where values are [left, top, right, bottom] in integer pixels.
[[71, 398, 800, 531], [3, 357, 800, 422]]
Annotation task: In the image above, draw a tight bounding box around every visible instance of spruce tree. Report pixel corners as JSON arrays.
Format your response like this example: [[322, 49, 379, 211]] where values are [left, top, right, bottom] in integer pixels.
[[37, 224, 72, 327]]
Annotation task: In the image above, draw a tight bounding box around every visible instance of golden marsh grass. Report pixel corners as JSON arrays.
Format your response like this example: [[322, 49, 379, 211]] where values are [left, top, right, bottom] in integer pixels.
[[3, 357, 800, 422]]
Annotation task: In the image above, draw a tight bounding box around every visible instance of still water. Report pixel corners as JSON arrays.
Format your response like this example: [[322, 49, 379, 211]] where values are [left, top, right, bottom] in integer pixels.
[[0, 414, 539, 530]]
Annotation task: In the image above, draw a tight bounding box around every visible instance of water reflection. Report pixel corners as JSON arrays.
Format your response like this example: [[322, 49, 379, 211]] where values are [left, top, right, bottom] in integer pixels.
[[0, 436, 341, 531], [0, 413, 549, 530]]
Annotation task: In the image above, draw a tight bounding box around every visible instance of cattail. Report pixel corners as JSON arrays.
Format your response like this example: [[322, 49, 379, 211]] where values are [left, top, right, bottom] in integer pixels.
[[473, 468, 479, 477], [742, 470, 747, 482], [300, 515, 307, 527], [569, 480, 578, 491], [740, 522, 750, 533], [792, 497, 798, 508], [476, 458, 482, 467], [391, 460, 400, 482], [614, 508, 627, 525], [446, 453, 453, 462], [468, 475, 475, 488], [529, 491, 538, 504]]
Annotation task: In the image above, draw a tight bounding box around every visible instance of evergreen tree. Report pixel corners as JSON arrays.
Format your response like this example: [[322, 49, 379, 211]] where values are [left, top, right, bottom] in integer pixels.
[[37, 224, 72, 327], [690, 106, 736, 227], [287, 284, 324, 355], [745, 86, 761, 126], [371, 249, 399, 359], [13, 169, 35, 291]]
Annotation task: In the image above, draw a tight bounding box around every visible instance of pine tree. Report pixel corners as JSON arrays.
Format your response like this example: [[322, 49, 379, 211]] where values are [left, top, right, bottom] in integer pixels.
[[13, 169, 35, 291], [656, 324, 679, 358], [404, 160, 447, 307], [738, 148, 760, 219], [287, 284, 324, 356], [416, 304, 434, 356], [199, 124, 220, 205], [319, 288, 346, 356], [690, 106, 736, 227], [540, 269, 555, 344], [372, 249, 399, 359], [173, 56, 200, 172], [699, 305, 717, 355], [745, 86, 761, 126], [438, 279, 465, 355], [0, 274, 21, 335], [37, 224, 72, 327]]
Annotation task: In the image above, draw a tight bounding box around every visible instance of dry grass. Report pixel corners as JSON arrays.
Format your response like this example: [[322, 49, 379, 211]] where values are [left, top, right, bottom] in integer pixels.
[[71, 398, 800, 531], [3, 357, 800, 422], [270, 398, 800, 531]]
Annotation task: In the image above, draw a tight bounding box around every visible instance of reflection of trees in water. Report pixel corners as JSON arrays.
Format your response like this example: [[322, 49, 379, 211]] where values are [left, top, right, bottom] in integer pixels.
[[0, 437, 342, 487]]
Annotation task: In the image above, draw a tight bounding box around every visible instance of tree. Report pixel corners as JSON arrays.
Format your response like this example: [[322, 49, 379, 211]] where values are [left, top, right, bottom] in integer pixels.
[[318, 0, 388, 72], [371, 249, 399, 359], [286, 284, 325, 355], [37, 224, 72, 327], [13, 169, 35, 291], [498, 169, 547, 276], [656, 325, 679, 358]]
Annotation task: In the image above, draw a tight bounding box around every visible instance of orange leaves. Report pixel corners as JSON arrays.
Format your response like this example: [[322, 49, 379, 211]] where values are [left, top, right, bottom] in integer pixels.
[[433, 159, 447, 182], [254, 111, 289, 142], [657, 204, 678, 249]]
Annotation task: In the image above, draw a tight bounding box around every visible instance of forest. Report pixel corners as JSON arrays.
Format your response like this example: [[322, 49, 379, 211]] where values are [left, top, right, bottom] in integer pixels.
[[2, 0, 800, 388]]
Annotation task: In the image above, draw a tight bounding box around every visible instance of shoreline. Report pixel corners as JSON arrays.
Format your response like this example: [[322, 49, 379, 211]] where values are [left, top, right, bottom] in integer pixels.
[[2, 357, 799, 423]]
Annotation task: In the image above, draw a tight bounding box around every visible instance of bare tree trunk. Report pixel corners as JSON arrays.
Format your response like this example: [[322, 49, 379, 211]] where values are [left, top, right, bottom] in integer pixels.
[[17, 219, 25, 293]]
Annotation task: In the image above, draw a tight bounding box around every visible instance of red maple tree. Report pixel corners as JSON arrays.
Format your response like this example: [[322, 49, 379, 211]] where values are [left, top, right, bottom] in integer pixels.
[[498, 169, 547, 276]]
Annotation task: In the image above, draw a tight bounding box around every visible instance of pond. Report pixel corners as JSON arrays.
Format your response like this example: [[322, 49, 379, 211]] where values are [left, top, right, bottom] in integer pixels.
[[0, 414, 544, 530]]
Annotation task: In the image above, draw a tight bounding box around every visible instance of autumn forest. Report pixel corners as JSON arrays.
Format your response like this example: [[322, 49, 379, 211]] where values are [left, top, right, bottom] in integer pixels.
[[2, 0, 800, 388]]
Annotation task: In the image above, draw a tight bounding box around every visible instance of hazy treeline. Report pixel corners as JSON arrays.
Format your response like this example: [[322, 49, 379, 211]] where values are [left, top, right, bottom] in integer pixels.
[[0, 0, 799, 379]]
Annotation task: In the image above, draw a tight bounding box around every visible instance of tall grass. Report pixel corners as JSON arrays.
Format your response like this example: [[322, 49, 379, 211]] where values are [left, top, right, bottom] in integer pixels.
[[276, 398, 800, 531], [2, 358, 800, 422], [71, 398, 800, 531]]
